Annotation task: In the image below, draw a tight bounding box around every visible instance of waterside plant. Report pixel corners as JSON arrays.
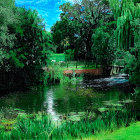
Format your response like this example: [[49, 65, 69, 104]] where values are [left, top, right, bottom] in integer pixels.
[[0, 108, 137, 140]]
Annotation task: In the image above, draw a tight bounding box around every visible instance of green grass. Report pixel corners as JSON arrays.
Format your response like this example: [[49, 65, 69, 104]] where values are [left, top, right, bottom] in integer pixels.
[[49, 53, 65, 62], [45, 57, 99, 84], [84, 122, 140, 140], [48, 60, 99, 70], [49, 64, 98, 71], [45, 53, 100, 84], [0, 109, 137, 140], [48, 53, 99, 70], [61, 64, 98, 70]]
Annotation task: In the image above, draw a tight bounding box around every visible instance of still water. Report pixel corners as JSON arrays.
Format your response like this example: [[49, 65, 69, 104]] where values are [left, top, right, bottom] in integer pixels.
[[0, 75, 139, 120]]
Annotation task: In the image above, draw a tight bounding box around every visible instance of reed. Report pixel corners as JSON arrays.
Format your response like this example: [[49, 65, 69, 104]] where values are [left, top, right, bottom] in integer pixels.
[[0, 109, 136, 140]]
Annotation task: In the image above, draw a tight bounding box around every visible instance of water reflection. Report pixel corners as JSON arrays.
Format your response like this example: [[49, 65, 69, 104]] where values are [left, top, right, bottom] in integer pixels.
[[43, 88, 59, 120], [0, 74, 137, 120]]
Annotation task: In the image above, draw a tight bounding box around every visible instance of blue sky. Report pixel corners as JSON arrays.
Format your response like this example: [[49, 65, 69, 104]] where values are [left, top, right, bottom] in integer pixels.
[[15, 0, 74, 31]]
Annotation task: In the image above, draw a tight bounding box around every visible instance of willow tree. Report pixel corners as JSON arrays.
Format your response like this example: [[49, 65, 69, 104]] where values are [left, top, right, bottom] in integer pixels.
[[109, 0, 140, 86], [109, 0, 140, 50]]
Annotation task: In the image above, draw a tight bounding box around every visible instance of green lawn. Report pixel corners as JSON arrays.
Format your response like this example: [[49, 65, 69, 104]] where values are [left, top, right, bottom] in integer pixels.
[[48, 53, 99, 71], [49, 53, 65, 62], [61, 64, 98, 70], [48, 63, 99, 71], [83, 122, 140, 140]]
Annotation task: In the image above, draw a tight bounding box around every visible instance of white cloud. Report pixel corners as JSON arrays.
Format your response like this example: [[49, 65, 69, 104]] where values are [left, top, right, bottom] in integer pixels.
[[65, 0, 74, 3], [36, 0, 46, 4], [15, 0, 34, 4], [65, 0, 81, 3]]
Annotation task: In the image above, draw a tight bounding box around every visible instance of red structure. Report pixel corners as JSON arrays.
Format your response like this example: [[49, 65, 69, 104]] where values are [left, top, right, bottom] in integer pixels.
[[63, 68, 103, 75]]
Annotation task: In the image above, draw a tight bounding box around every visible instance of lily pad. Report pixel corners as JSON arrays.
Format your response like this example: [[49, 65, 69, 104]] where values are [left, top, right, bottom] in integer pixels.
[[98, 107, 109, 112], [103, 101, 123, 107], [78, 112, 86, 116], [14, 108, 24, 112], [121, 99, 134, 103], [112, 103, 123, 107], [103, 101, 113, 106], [68, 115, 81, 121], [69, 112, 77, 116]]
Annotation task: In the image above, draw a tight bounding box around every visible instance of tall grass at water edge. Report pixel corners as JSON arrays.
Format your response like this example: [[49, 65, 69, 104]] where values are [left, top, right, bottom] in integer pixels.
[[0, 109, 136, 140]]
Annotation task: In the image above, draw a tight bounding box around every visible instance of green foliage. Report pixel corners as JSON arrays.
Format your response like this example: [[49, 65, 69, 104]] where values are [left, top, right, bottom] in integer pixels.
[[65, 49, 74, 61], [0, 109, 136, 139], [51, 18, 76, 53], [92, 26, 115, 66], [115, 46, 140, 85], [109, 0, 140, 50], [14, 8, 47, 68], [48, 53, 65, 62], [0, 1, 53, 89], [109, 0, 140, 85], [123, 50, 140, 86], [52, 0, 113, 60], [0, 0, 17, 68], [133, 87, 140, 96], [0, 0, 139, 88]]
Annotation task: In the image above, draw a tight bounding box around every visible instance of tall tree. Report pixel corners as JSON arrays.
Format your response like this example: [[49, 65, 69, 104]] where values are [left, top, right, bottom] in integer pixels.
[[52, 0, 114, 60], [109, 0, 140, 85], [109, 0, 140, 50], [0, 1, 53, 90]]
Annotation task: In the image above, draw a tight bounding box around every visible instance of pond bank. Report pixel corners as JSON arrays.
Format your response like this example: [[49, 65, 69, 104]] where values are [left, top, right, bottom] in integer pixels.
[[0, 110, 138, 140], [83, 121, 140, 140]]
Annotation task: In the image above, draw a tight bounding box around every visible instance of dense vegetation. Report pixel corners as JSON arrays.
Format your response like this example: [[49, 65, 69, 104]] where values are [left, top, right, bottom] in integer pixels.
[[0, 0, 54, 91], [52, 0, 139, 82], [0, 0, 140, 139], [0, 109, 137, 139], [0, 0, 139, 90]]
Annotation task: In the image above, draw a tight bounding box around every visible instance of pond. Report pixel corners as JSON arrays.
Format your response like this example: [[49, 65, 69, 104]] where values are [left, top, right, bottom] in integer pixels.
[[0, 74, 139, 120]]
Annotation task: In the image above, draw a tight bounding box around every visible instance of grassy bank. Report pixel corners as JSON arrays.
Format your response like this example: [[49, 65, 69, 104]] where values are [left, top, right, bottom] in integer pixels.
[[0, 108, 137, 140], [84, 122, 140, 140], [48, 61, 98, 71], [45, 58, 99, 84], [48, 53, 99, 70]]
